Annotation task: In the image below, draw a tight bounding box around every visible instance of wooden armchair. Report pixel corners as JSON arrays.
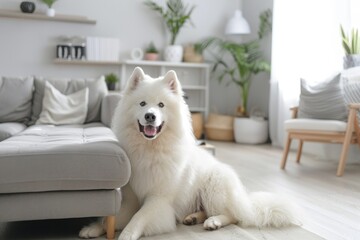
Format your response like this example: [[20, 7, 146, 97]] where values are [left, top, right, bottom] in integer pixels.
[[280, 103, 360, 176]]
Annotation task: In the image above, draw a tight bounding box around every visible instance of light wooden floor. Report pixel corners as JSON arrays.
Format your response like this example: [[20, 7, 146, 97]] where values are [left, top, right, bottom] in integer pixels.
[[210, 141, 360, 240], [1, 142, 358, 240]]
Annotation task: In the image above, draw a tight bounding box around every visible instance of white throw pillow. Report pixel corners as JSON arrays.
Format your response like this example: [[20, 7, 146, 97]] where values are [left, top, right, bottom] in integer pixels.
[[36, 82, 89, 125]]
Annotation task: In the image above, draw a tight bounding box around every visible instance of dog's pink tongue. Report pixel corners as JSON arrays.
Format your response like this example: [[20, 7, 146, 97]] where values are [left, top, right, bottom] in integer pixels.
[[144, 125, 157, 136]]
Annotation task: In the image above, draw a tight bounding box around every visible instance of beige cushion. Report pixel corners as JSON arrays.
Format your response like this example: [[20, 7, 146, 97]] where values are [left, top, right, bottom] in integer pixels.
[[285, 119, 347, 132], [36, 82, 89, 125], [30, 76, 108, 125]]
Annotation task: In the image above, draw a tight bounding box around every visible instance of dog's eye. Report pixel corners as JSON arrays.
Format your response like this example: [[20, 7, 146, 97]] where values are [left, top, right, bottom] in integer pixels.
[[140, 101, 146, 107], [158, 102, 164, 108]]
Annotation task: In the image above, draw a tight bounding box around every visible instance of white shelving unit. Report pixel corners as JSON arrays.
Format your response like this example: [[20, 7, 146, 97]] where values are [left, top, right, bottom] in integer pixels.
[[121, 60, 210, 119], [54, 59, 210, 119]]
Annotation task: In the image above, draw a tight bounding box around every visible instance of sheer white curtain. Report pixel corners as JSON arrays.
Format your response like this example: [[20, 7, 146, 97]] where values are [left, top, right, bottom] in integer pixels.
[[269, 0, 353, 147]]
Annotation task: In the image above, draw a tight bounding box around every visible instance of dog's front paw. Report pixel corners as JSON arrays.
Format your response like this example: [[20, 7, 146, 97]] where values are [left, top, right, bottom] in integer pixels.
[[183, 216, 198, 225], [118, 230, 138, 240], [204, 217, 221, 230], [79, 223, 105, 239]]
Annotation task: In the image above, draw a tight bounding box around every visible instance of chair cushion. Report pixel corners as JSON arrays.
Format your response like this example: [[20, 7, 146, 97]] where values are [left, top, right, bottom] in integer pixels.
[[285, 119, 347, 132], [0, 123, 130, 194], [0, 122, 27, 141]]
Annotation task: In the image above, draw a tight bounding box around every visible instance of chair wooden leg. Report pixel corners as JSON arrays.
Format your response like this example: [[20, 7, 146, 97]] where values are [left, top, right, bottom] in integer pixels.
[[106, 216, 116, 240], [296, 140, 303, 163], [337, 109, 356, 177], [281, 133, 292, 169]]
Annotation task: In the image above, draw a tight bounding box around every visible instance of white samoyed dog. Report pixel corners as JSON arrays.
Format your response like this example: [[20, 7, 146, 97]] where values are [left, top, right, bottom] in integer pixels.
[[79, 67, 298, 240]]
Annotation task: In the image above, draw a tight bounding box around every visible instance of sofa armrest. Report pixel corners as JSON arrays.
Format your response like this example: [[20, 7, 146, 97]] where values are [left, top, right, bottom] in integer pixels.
[[101, 92, 122, 127]]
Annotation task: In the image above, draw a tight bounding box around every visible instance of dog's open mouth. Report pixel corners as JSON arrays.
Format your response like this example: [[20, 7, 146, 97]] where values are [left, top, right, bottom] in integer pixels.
[[138, 121, 164, 139]]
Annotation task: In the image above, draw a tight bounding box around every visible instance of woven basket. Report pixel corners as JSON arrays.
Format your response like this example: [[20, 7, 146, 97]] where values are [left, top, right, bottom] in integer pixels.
[[205, 114, 234, 141]]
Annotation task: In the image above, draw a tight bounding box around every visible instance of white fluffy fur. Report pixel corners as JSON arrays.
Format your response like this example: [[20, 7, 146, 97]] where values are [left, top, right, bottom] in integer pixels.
[[79, 67, 299, 240]]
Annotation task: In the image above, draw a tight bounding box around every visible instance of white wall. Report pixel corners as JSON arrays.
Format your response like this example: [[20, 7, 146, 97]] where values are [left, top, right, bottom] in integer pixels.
[[0, 0, 272, 117]]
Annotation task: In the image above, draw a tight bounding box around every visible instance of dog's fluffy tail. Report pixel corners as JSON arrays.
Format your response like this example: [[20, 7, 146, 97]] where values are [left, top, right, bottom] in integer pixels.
[[247, 191, 301, 228]]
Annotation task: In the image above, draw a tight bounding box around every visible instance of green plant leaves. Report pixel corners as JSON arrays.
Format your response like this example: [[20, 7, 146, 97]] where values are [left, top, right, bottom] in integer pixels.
[[340, 25, 360, 55], [258, 9, 272, 39], [145, 0, 195, 45], [41, 0, 57, 8]]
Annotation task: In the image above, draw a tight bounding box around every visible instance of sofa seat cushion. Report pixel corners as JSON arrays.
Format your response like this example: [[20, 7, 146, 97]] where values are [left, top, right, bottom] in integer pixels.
[[0, 123, 130, 194], [285, 119, 347, 132], [0, 122, 27, 142]]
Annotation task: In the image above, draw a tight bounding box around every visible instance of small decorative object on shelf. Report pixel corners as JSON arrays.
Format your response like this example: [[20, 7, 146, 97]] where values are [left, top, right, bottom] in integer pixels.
[[56, 36, 86, 60], [56, 43, 71, 59], [20, 1, 36, 13], [144, 42, 159, 61], [40, 0, 57, 17], [184, 44, 203, 63], [130, 48, 144, 61], [105, 73, 119, 91]]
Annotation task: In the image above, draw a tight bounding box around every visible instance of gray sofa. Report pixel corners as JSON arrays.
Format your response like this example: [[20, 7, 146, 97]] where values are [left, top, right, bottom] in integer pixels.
[[0, 76, 130, 239]]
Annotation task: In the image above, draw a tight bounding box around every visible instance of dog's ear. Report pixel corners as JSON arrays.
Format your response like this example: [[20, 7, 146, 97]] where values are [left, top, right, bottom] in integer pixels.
[[163, 70, 181, 95], [125, 67, 145, 92]]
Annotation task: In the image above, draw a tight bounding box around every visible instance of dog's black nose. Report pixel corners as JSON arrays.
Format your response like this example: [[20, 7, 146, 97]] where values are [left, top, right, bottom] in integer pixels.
[[145, 113, 156, 123]]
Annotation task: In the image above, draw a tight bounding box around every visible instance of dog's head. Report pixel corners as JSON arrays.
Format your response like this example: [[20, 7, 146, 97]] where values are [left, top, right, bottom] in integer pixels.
[[122, 67, 186, 141]]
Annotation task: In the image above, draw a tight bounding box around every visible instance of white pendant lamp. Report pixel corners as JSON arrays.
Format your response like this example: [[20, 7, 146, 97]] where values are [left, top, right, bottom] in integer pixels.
[[225, 1, 250, 35]]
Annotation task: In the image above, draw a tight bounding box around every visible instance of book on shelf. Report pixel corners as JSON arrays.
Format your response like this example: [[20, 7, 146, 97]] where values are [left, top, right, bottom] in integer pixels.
[[86, 37, 120, 62]]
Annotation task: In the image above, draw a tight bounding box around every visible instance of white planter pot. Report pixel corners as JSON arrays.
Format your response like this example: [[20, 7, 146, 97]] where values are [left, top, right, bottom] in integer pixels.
[[164, 45, 183, 62], [46, 8, 55, 17], [343, 54, 360, 69], [234, 117, 268, 144]]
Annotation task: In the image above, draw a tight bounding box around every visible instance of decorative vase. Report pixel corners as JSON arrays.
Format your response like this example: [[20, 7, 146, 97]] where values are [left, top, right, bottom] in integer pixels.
[[46, 8, 55, 17], [343, 55, 360, 69], [20, 1, 35, 13], [144, 53, 159, 61], [233, 117, 268, 144], [164, 45, 183, 62]]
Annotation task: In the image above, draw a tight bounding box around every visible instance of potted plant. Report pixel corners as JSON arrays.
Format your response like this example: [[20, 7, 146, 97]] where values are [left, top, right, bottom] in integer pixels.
[[144, 42, 159, 61], [204, 9, 272, 144], [144, 0, 195, 62], [105, 73, 119, 91], [340, 25, 360, 69], [40, 0, 57, 17]]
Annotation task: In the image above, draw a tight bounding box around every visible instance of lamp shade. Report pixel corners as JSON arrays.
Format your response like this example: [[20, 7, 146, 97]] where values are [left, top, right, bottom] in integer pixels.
[[225, 10, 250, 35]]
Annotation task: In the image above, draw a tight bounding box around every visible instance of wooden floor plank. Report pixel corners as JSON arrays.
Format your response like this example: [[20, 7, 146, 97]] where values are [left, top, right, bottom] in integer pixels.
[[210, 141, 360, 240]]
